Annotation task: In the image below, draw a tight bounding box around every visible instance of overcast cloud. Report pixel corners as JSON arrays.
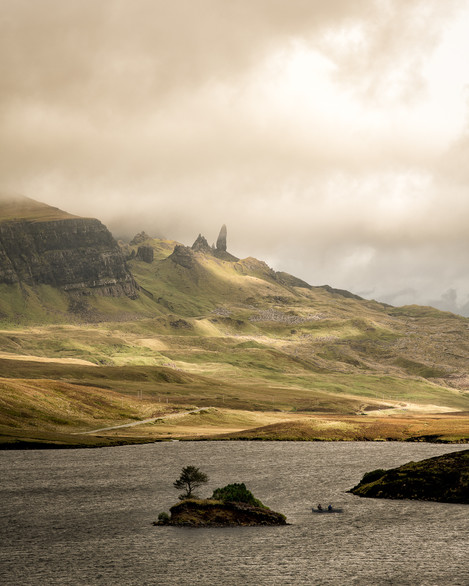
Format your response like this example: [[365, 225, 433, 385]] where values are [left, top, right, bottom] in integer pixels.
[[2, 0, 469, 313]]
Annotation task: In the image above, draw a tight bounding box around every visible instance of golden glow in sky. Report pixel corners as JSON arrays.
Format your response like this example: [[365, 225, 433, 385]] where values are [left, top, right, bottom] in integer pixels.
[[1, 0, 469, 313]]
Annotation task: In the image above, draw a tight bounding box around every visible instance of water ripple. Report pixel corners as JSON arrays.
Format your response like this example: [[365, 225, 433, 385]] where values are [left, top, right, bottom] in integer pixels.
[[1, 442, 467, 585]]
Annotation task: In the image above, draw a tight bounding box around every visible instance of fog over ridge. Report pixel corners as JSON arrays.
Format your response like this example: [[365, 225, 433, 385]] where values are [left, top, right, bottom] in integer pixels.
[[1, 0, 469, 314]]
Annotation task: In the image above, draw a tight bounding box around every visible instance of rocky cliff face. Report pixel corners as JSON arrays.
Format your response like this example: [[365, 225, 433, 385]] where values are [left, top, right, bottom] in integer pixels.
[[0, 209, 138, 298], [136, 245, 154, 263]]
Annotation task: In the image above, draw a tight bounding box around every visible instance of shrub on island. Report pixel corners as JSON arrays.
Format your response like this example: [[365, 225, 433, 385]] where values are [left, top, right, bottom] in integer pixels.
[[155, 467, 286, 527], [211, 483, 267, 508]]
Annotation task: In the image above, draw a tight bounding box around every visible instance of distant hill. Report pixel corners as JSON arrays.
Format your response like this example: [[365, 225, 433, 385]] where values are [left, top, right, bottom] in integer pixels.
[[0, 196, 468, 446], [123, 229, 469, 398]]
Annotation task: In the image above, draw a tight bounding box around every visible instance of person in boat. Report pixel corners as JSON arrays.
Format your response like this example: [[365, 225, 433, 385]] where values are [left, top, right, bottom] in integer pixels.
[[317, 504, 323, 511], [328, 504, 333, 511]]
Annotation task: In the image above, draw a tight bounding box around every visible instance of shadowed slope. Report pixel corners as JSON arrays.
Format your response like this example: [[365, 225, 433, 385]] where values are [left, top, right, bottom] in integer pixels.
[[349, 450, 469, 502], [0, 198, 468, 447]]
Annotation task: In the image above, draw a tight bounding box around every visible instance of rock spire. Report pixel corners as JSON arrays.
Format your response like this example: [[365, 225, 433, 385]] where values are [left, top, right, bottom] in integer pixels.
[[189, 224, 238, 262], [216, 224, 227, 252], [191, 234, 212, 254]]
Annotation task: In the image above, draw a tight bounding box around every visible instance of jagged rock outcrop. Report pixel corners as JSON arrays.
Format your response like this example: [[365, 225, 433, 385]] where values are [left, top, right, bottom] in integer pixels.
[[191, 234, 212, 254], [168, 244, 195, 269], [136, 245, 154, 263], [130, 231, 151, 246], [0, 196, 138, 298], [189, 225, 239, 262]]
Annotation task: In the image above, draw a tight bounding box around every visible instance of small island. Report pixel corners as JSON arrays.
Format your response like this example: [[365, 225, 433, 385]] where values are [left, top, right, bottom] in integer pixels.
[[158, 497, 288, 527], [349, 449, 469, 503], [155, 466, 287, 527]]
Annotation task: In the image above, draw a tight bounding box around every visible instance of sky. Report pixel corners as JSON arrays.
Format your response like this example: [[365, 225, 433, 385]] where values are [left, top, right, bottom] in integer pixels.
[[2, 0, 469, 314]]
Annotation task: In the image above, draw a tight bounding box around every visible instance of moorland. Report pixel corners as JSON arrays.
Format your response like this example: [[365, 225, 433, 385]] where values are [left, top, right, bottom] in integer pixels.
[[0, 196, 468, 448]]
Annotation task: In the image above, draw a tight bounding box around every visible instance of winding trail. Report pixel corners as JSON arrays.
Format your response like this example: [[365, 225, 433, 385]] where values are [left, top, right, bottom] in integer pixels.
[[74, 407, 212, 435]]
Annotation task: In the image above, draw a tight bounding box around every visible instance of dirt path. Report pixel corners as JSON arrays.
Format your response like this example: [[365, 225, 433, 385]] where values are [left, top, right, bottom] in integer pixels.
[[0, 352, 97, 366], [74, 407, 212, 435]]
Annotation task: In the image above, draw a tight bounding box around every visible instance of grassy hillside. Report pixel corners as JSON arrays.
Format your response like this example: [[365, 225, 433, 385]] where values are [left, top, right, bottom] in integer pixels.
[[0, 194, 78, 222], [0, 213, 468, 445], [215, 413, 469, 443]]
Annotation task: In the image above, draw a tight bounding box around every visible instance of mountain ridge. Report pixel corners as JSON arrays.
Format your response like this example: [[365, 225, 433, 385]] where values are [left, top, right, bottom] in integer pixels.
[[0, 196, 468, 446]]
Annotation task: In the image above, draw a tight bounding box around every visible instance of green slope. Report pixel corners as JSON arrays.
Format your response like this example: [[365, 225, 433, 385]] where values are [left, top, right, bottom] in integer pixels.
[[0, 194, 78, 222], [0, 202, 468, 443]]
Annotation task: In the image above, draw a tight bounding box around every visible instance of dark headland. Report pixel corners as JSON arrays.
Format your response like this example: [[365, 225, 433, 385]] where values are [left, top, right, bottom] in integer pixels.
[[349, 449, 469, 503]]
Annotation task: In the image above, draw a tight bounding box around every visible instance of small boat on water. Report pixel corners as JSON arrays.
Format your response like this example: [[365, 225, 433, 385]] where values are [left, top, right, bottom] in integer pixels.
[[312, 507, 343, 514]]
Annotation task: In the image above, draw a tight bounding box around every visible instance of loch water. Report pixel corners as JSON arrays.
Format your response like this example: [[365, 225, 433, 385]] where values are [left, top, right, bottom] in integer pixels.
[[1, 441, 468, 585]]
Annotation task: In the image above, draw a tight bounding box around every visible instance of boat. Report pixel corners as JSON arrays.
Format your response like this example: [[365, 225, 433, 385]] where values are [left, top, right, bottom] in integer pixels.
[[312, 507, 343, 513]]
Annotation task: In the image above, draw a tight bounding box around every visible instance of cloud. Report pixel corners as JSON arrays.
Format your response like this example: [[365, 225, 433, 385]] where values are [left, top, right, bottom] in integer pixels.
[[1, 0, 469, 313]]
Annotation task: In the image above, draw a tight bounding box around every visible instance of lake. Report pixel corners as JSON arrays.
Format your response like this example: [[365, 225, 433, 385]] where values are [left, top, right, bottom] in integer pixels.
[[1, 441, 468, 585]]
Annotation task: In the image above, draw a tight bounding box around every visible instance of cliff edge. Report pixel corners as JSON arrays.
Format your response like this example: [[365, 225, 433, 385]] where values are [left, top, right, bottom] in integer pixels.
[[0, 195, 137, 298]]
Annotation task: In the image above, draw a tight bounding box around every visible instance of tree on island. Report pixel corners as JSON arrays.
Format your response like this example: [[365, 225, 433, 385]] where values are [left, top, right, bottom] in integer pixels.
[[173, 465, 208, 500], [155, 474, 287, 526]]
